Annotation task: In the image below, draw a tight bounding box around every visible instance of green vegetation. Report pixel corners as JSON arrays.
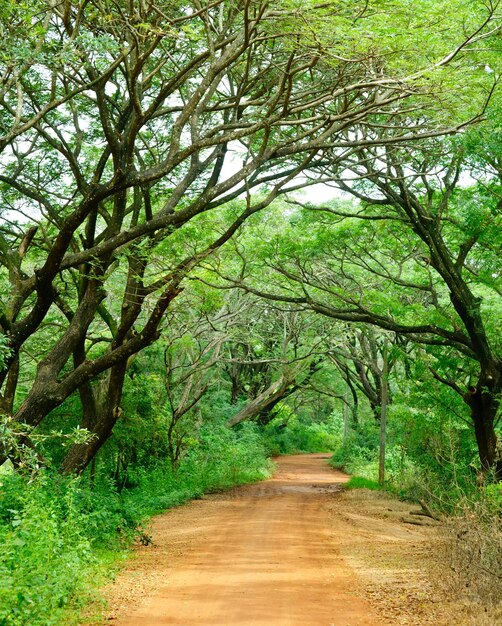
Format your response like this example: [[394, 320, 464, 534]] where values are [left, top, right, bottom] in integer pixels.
[[0, 423, 274, 626], [344, 476, 382, 491], [261, 410, 340, 456], [0, 0, 501, 622]]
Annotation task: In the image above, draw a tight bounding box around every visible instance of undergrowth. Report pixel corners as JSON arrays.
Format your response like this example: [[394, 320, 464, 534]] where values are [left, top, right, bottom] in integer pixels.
[[330, 422, 502, 608], [344, 476, 381, 490], [0, 423, 272, 626], [261, 410, 340, 455]]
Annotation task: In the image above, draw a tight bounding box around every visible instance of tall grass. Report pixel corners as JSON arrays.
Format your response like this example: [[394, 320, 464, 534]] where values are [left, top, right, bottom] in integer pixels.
[[438, 483, 502, 606]]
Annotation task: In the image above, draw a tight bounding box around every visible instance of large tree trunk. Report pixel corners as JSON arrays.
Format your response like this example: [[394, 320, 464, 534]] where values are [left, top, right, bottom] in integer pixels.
[[60, 361, 128, 475], [464, 370, 502, 480]]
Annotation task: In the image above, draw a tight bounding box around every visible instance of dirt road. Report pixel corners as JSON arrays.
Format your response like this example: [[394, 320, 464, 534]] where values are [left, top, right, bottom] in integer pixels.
[[110, 454, 382, 626]]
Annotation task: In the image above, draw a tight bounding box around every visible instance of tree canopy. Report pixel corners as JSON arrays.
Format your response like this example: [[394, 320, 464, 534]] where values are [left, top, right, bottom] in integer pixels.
[[0, 0, 501, 475], [208, 125, 502, 476]]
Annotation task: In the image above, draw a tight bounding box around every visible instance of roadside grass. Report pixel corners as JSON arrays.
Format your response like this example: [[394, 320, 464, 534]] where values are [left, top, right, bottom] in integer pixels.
[[344, 476, 382, 490], [0, 424, 273, 626]]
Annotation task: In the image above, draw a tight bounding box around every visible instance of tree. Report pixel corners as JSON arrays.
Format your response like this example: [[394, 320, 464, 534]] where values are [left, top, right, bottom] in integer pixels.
[[0, 0, 499, 472], [202, 291, 330, 427], [327, 326, 395, 423], [218, 132, 502, 477], [161, 299, 228, 468]]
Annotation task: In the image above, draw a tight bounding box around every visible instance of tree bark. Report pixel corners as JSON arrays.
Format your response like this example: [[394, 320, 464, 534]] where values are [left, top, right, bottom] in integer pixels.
[[464, 370, 502, 480], [60, 361, 128, 475], [228, 375, 295, 427]]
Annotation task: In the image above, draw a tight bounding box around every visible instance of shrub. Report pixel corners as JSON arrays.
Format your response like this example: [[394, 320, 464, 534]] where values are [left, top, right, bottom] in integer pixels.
[[263, 411, 340, 455], [0, 475, 95, 626], [329, 425, 379, 477]]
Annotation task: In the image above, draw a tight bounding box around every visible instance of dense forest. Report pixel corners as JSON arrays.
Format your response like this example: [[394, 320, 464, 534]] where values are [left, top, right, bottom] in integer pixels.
[[0, 1, 500, 624]]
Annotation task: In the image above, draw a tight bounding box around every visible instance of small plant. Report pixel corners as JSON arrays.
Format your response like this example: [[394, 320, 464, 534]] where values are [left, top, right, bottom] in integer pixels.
[[0, 474, 96, 626], [345, 476, 382, 490], [0, 414, 94, 477]]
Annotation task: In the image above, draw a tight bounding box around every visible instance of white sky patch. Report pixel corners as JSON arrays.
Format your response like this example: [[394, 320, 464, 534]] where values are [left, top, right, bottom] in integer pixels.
[[219, 141, 347, 205]]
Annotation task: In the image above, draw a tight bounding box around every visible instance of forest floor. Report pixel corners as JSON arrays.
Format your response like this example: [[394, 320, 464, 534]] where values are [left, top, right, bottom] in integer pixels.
[[86, 454, 497, 626]]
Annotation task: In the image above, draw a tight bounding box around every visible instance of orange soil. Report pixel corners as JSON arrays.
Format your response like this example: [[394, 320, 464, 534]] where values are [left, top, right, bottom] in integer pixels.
[[107, 454, 382, 626]]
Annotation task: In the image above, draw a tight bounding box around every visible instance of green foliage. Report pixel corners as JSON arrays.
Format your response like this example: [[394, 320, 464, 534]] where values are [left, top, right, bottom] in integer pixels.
[[0, 423, 272, 626], [0, 413, 94, 477], [345, 476, 382, 490], [262, 409, 340, 455], [327, 361, 499, 508], [484, 482, 502, 509], [0, 475, 95, 626], [330, 424, 379, 475], [0, 334, 10, 372], [125, 423, 273, 515], [0, 1, 501, 622]]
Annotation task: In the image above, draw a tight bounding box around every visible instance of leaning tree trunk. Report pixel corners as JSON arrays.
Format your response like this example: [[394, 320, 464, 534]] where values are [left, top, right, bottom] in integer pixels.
[[227, 375, 295, 427], [256, 385, 299, 426]]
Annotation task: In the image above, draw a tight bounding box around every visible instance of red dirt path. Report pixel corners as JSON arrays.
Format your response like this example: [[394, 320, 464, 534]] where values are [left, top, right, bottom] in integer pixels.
[[111, 454, 382, 626]]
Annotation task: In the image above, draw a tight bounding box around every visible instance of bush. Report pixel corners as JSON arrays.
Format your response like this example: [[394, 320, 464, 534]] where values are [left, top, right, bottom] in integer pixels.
[[0, 422, 273, 626], [263, 411, 340, 455], [0, 475, 96, 626], [329, 425, 379, 477]]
